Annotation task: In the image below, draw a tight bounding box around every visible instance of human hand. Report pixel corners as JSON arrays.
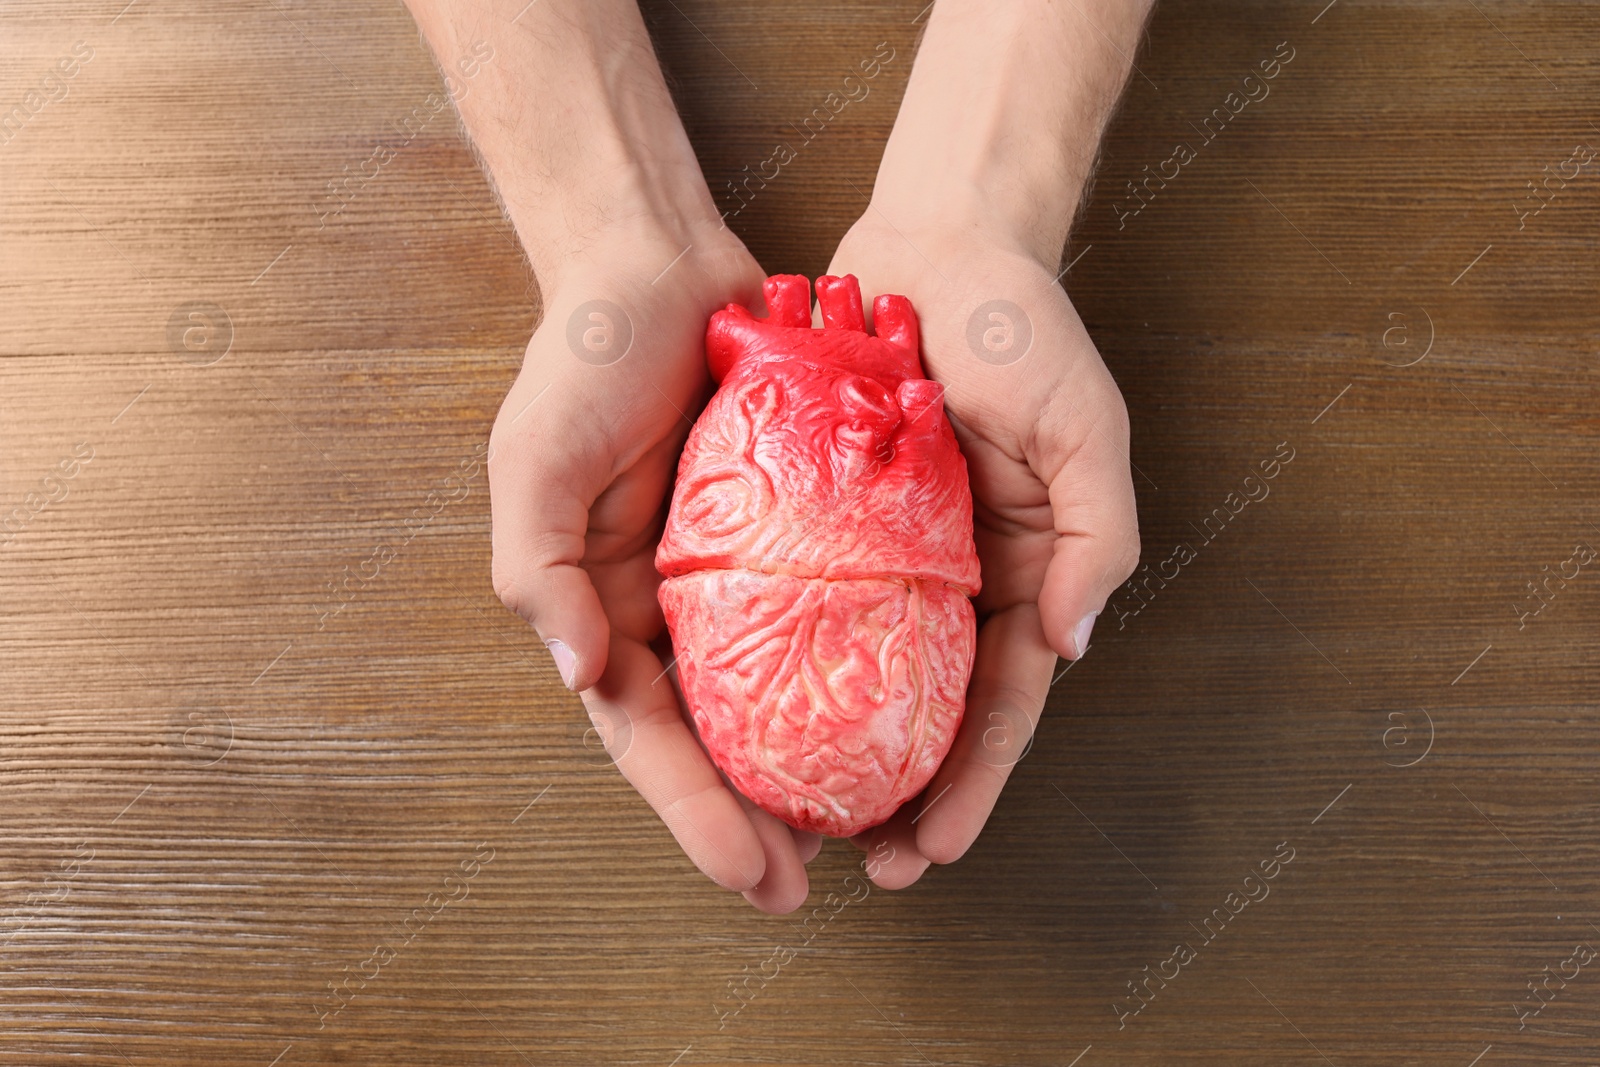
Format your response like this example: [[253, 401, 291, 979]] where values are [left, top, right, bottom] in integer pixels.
[[488, 223, 825, 913], [400, 0, 836, 913], [826, 215, 1141, 889]]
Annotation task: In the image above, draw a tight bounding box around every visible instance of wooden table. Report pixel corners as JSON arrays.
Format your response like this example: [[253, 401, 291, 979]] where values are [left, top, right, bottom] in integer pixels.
[[3, 1, 1598, 1063]]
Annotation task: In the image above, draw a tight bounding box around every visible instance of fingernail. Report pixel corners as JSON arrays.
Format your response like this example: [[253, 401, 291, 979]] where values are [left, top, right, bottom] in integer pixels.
[[1071, 612, 1098, 659], [545, 639, 577, 689]]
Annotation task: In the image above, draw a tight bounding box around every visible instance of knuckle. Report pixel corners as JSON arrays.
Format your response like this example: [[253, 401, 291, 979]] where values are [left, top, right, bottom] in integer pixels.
[[1110, 532, 1143, 585], [491, 530, 584, 626], [490, 561, 533, 622], [1101, 392, 1132, 445]]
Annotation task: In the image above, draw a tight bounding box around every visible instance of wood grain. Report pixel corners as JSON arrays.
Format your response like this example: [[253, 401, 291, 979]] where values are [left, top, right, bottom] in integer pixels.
[[2, 1, 1598, 1064]]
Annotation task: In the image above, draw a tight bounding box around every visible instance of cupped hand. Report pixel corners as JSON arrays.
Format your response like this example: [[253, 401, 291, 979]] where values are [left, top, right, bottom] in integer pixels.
[[827, 214, 1141, 889], [488, 224, 823, 913]]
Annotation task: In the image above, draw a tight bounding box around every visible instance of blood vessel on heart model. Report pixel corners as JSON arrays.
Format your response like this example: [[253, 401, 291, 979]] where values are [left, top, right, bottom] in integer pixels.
[[656, 274, 980, 837]]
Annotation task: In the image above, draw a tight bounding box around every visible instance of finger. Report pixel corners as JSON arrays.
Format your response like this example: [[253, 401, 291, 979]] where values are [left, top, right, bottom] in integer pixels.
[[739, 802, 813, 914], [914, 603, 1057, 866], [585, 633, 767, 892], [1036, 395, 1141, 660], [488, 372, 615, 691], [851, 803, 931, 891], [790, 827, 824, 865], [583, 549, 668, 646]]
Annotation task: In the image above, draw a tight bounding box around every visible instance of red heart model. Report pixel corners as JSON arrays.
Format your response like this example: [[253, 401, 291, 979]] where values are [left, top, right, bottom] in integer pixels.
[[656, 274, 981, 837]]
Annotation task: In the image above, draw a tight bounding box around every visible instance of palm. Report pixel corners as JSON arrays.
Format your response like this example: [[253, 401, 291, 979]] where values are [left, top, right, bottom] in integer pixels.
[[489, 247, 827, 914], [830, 225, 1139, 887]]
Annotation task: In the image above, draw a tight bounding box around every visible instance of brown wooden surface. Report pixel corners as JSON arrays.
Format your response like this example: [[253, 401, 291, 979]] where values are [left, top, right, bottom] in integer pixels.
[[3, 1, 1599, 1064]]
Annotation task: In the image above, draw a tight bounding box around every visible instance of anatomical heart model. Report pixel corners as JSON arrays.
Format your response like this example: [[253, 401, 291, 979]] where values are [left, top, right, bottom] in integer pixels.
[[656, 274, 981, 837]]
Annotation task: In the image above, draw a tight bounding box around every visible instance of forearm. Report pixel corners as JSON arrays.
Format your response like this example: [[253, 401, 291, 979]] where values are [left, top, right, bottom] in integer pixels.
[[402, 0, 727, 287], [873, 0, 1154, 268]]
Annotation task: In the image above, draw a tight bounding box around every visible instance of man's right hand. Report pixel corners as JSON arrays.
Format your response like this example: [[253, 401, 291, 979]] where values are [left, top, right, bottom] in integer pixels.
[[488, 223, 824, 914], [401, 0, 827, 913]]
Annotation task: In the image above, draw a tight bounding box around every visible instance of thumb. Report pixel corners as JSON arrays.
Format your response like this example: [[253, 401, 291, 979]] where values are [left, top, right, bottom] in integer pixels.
[[488, 373, 613, 691], [1036, 396, 1141, 661]]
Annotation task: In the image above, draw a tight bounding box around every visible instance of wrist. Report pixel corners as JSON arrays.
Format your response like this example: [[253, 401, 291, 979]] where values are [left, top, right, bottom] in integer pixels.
[[864, 175, 1076, 277], [514, 193, 739, 296], [408, 0, 733, 293], [495, 102, 732, 289], [866, 0, 1153, 273], [533, 218, 763, 369]]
